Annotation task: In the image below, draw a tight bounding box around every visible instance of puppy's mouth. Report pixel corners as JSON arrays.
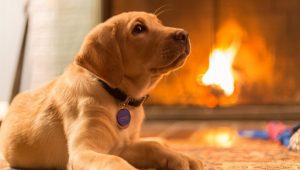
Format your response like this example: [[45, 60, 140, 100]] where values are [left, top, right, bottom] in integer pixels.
[[150, 50, 189, 74]]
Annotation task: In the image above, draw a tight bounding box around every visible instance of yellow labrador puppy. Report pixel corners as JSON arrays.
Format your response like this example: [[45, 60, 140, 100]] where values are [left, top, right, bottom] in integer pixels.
[[0, 12, 202, 170]]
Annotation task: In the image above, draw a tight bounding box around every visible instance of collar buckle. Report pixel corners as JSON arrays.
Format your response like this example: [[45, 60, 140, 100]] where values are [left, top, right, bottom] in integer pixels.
[[122, 97, 131, 107]]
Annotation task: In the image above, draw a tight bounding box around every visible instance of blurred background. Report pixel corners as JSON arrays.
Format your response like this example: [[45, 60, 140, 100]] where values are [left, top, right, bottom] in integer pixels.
[[1, 0, 300, 121]]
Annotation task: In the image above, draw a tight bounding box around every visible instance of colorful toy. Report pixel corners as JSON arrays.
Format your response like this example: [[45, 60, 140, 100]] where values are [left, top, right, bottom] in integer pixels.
[[238, 122, 300, 150]]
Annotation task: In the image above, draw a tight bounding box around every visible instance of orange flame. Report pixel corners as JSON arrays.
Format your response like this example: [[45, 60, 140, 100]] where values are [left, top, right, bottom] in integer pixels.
[[201, 41, 240, 96], [198, 20, 243, 96]]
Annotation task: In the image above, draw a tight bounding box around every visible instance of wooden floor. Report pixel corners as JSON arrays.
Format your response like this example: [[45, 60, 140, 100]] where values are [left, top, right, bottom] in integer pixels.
[[1, 121, 300, 169]]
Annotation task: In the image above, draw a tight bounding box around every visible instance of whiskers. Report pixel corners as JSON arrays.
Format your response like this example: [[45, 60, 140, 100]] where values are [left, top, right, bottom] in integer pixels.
[[153, 4, 173, 18]]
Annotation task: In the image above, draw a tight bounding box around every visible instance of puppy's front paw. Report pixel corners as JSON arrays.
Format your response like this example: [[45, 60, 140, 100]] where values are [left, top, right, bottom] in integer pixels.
[[159, 153, 203, 170]]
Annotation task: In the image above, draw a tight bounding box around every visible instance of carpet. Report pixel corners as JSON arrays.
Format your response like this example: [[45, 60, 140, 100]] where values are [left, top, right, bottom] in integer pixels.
[[142, 121, 300, 170]]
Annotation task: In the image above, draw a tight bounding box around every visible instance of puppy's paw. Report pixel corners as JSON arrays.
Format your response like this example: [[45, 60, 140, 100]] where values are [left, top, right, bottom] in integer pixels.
[[186, 155, 203, 170], [159, 153, 203, 170]]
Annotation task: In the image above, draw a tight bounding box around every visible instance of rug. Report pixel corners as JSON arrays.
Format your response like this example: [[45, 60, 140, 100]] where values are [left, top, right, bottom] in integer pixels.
[[142, 121, 300, 170]]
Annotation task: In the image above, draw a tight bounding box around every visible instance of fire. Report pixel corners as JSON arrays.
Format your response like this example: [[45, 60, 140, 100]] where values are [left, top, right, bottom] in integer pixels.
[[198, 20, 244, 97], [201, 41, 240, 96]]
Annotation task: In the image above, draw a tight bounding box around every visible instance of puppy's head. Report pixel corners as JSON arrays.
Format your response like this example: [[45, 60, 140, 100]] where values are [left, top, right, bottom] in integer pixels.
[[75, 12, 190, 88]]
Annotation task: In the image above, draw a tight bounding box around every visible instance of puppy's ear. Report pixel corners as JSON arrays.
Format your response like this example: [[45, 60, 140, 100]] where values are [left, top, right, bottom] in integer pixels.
[[75, 23, 123, 88]]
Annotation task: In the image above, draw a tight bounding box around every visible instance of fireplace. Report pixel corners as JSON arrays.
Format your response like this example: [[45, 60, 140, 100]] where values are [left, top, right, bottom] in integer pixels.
[[103, 0, 300, 120]]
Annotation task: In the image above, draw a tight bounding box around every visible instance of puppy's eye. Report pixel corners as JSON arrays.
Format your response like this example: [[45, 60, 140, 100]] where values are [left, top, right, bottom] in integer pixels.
[[132, 24, 147, 34]]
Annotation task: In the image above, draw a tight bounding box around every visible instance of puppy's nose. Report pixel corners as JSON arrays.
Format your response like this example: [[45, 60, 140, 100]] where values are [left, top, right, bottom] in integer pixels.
[[173, 30, 189, 43]]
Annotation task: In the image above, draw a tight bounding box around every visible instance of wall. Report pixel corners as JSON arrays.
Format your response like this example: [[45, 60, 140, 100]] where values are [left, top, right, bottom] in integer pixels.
[[0, 0, 26, 116]]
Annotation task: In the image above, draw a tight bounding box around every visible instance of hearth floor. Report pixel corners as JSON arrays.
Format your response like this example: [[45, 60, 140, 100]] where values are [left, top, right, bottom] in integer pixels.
[[141, 121, 300, 170], [0, 121, 299, 170]]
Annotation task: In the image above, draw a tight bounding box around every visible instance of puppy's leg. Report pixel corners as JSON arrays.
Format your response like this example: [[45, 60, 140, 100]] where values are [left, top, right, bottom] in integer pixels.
[[68, 150, 136, 170], [119, 141, 203, 170], [66, 113, 137, 170]]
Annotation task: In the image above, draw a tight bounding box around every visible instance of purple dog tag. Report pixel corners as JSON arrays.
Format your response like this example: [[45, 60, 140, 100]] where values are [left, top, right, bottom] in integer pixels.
[[116, 108, 131, 128]]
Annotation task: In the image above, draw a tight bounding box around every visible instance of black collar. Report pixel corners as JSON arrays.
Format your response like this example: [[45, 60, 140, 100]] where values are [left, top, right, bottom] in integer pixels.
[[98, 79, 149, 107]]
